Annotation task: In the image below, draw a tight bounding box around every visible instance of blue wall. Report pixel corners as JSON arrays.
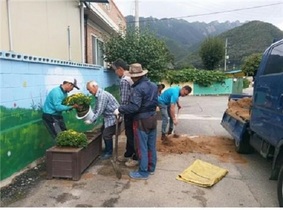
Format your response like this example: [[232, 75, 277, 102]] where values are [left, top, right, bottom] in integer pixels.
[[0, 51, 118, 181]]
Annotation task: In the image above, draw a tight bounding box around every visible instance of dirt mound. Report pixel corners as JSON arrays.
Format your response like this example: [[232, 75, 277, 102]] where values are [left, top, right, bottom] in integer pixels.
[[157, 135, 247, 164], [226, 97, 252, 121]]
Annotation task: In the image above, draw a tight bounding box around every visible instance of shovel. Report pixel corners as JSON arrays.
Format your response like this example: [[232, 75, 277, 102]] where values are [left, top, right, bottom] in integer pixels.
[[110, 115, 122, 179], [173, 108, 180, 138], [163, 108, 180, 143]]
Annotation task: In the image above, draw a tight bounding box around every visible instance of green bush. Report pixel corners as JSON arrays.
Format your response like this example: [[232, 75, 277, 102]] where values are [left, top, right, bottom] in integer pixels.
[[165, 69, 227, 87], [243, 78, 251, 89], [56, 130, 88, 148]]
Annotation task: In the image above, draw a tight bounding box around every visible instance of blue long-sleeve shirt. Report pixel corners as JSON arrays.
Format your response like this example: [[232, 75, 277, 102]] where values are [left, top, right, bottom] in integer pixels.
[[118, 77, 158, 120], [43, 86, 72, 115]]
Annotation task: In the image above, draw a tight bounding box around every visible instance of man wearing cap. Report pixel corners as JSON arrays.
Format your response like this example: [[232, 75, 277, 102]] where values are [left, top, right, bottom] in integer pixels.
[[114, 63, 158, 180], [112, 58, 139, 167], [42, 79, 80, 139]]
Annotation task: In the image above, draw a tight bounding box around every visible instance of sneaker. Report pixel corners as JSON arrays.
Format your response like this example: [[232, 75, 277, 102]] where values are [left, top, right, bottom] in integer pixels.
[[149, 171, 155, 175], [100, 153, 112, 160], [117, 155, 130, 162], [161, 133, 166, 141], [125, 159, 139, 167], [129, 171, 148, 180]]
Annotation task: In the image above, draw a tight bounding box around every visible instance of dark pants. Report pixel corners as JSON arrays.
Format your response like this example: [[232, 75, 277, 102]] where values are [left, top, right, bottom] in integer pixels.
[[124, 114, 137, 160], [42, 113, 67, 139], [101, 124, 116, 154]]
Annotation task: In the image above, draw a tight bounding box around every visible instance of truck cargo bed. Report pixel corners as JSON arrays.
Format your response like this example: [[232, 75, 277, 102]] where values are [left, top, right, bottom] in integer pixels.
[[221, 110, 249, 143]]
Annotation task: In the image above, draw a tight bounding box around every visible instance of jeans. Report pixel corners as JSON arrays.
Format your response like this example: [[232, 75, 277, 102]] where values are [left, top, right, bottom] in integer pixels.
[[133, 115, 157, 176], [159, 104, 173, 135]]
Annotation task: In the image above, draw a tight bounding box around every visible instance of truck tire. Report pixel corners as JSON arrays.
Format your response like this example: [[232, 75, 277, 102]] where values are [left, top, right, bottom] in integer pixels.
[[278, 166, 283, 207], [235, 132, 252, 154]]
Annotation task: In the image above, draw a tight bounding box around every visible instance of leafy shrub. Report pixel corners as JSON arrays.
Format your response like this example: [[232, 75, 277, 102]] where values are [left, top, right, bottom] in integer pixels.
[[56, 129, 88, 148], [166, 69, 227, 87], [243, 78, 251, 89]]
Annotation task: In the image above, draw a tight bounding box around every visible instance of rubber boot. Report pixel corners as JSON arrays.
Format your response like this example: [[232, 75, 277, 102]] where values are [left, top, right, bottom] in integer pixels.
[[161, 133, 166, 141], [101, 139, 113, 160], [167, 128, 173, 135]]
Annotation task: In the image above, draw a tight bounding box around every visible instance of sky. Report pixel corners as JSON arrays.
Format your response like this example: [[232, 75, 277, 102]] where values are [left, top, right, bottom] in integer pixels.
[[113, 0, 283, 30]]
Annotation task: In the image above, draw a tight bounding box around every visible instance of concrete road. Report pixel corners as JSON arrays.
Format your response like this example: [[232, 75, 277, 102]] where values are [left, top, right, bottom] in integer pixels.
[[6, 88, 279, 207]]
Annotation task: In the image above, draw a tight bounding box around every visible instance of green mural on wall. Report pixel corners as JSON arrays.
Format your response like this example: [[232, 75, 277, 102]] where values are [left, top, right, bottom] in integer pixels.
[[0, 84, 120, 181]]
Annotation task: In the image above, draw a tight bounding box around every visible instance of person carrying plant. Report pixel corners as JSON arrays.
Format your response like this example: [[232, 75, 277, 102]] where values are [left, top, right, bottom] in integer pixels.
[[158, 85, 192, 143], [112, 58, 139, 167], [114, 63, 158, 180], [42, 78, 81, 139], [85, 80, 120, 160]]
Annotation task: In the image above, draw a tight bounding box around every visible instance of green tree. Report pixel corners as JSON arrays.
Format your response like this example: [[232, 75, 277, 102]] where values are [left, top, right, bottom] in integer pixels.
[[102, 27, 173, 82], [241, 53, 262, 77], [199, 37, 225, 70]]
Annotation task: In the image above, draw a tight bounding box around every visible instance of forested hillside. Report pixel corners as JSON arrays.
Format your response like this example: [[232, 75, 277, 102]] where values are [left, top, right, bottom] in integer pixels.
[[125, 16, 283, 70], [186, 21, 283, 69], [125, 16, 242, 66]]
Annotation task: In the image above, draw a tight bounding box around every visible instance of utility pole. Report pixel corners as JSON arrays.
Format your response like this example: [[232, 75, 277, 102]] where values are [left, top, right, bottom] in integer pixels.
[[135, 0, 139, 29], [224, 38, 228, 71]]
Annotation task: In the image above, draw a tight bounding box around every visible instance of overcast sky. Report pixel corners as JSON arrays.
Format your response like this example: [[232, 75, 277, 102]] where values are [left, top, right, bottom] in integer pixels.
[[113, 0, 283, 30]]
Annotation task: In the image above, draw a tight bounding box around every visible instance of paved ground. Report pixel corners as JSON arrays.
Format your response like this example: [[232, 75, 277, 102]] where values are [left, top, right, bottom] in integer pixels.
[[1, 88, 279, 207]]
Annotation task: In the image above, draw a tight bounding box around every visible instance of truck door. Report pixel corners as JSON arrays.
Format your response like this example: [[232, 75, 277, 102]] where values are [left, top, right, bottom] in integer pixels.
[[250, 40, 283, 147]]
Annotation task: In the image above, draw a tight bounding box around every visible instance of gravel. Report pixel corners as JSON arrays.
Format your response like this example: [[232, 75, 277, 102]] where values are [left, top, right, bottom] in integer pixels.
[[0, 159, 46, 207]]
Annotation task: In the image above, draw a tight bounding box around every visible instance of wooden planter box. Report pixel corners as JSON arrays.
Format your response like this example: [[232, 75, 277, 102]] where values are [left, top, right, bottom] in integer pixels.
[[46, 132, 102, 181]]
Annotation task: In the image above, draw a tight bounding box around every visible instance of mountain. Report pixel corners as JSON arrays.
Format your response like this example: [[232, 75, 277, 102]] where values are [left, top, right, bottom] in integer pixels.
[[125, 16, 283, 70], [187, 21, 283, 69], [126, 16, 243, 66]]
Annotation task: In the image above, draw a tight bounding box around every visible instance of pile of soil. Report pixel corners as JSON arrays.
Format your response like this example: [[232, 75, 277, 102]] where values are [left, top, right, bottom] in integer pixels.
[[226, 97, 252, 121], [157, 135, 247, 164]]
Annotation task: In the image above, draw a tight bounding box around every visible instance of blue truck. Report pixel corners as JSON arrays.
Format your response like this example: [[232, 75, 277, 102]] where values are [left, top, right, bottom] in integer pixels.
[[221, 39, 283, 206]]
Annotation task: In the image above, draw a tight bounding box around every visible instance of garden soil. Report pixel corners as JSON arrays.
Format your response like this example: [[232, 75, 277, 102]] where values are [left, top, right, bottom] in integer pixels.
[[1, 122, 248, 206]]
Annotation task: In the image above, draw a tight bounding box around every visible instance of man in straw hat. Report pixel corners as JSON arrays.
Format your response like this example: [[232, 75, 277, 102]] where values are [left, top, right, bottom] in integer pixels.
[[114, 63, 158, 180], [42, 78, 80, 139]]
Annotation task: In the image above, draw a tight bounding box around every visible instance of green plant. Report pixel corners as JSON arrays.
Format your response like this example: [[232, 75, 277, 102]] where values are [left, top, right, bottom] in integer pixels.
[[63, 93, 92, 116], [243, 78, 251, 89], [56, 129, 88, 148], [63, 93, 92, 107], [166, 69, 227, 87]]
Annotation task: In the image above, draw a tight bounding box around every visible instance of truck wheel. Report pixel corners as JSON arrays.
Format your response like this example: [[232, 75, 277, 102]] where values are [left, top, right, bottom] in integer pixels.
[[234, 132, 252, 154], [278, 166, 283, 207]]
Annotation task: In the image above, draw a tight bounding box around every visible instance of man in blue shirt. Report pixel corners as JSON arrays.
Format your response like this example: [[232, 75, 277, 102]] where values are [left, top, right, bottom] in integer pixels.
[[85, 80, 120, 160], [42, 79, 80, 139], [158, 85, 192, 143]]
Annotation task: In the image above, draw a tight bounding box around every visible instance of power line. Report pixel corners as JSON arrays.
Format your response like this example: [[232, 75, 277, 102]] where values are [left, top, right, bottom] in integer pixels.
[[126, 2, 283, 23]]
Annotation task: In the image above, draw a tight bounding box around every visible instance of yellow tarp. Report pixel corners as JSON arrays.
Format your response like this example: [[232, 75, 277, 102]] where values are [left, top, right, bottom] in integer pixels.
[[176, 159, 228, 187]]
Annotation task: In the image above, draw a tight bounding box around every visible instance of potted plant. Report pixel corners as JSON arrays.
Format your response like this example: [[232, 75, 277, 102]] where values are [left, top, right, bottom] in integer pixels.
[[55, 129, 88, 148], [46, 129, 102, 181], [63, 93, 92, 117]]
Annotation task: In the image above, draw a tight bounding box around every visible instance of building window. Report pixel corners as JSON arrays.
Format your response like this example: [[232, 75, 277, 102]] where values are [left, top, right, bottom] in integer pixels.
[[92, 36, 104, 66]]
